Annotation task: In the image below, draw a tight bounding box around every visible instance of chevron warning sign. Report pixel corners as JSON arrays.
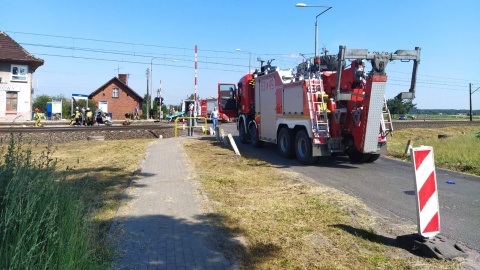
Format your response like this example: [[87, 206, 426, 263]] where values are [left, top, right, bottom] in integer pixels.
[[411, 146, 440, 238]]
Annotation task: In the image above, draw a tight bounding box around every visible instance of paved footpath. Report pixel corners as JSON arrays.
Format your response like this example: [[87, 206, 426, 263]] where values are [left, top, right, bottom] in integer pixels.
[[110, 137, 239, 270]]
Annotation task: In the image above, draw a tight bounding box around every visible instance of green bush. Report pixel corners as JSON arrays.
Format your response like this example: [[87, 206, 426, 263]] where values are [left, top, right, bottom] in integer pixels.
[[0, 134, 99, 269]]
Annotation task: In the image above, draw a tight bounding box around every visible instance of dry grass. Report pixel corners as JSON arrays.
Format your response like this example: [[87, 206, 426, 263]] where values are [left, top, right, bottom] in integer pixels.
[[184, 139, 460, 269]]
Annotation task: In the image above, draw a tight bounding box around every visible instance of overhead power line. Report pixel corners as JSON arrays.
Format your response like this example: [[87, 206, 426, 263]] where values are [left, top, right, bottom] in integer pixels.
[[9, 30, 480, 85]]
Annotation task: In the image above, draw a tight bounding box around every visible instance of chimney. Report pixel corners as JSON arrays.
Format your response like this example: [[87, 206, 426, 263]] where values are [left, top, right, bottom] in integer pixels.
[[118, 74, 128, 85]]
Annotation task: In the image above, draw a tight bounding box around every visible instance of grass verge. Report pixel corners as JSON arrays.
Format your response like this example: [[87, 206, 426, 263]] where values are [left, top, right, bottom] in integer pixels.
[[183, 139, 460, 269], [0, 135, 155, 268], [387, 126, 480, 176]]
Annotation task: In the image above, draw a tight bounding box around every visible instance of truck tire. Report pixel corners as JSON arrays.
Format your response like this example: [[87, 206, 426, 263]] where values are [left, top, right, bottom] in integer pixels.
[[239, 121, 249, 144], [278, 127, 295, 158], [249, 124, 263, 148], [295, 130, 317, 165], [347, 150, 371, 163], [367, 154, 380, 163]]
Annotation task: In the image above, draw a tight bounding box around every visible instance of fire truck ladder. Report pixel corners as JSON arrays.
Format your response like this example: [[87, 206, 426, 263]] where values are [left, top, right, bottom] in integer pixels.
[[381, 96, 393, 136], [307, 78, 330, 139]]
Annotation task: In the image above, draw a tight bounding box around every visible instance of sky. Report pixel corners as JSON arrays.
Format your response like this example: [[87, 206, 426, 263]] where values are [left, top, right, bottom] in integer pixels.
[[2, 0, 480, 109]]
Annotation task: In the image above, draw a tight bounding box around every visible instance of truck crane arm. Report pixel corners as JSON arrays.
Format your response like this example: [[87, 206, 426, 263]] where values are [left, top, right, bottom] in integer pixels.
[[334, 45, 421, 100]]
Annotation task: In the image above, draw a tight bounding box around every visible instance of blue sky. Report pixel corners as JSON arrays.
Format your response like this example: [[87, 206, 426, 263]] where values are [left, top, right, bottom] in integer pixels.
[[3, 0, 479, 109]]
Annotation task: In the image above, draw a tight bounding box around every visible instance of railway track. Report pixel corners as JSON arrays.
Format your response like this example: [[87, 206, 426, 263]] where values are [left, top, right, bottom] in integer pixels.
[[392, 120, 479, 130], [0, 120, 477, 144], [0, 121, 180, 144]]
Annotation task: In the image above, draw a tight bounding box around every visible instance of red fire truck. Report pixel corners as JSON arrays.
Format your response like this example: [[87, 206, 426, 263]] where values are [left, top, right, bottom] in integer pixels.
[[222, 45, 420, 164], [199, 84, 238, 122]]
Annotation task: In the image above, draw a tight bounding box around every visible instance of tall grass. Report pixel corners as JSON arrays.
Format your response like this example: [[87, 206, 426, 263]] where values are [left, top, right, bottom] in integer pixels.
[[0, 134, 99, 269]]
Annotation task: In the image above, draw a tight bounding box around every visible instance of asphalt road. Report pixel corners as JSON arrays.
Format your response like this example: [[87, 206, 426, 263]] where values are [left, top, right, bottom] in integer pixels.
[[219, 123, 480, 252]]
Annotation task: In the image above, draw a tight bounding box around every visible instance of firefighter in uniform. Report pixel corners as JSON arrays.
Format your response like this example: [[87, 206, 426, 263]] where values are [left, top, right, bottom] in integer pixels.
[[70, 110, 81, 126], [85, 108, 93, 126], [34, 108, 42, 127], [123, 112, 131, 125]]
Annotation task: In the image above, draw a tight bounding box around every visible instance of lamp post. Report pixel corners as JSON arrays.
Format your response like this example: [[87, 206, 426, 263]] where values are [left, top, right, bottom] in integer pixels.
[[235, 48, 252, 73], [295, 3, 332, 57]]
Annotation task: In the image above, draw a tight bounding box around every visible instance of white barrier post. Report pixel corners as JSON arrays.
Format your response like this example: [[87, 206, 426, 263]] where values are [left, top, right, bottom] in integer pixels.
[[227, 134, 241, 156], [410, 146, 440, 238]]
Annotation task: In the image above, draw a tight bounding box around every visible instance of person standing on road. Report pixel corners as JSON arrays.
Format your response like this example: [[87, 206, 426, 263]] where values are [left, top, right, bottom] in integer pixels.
[[211, 106, 219, 134]]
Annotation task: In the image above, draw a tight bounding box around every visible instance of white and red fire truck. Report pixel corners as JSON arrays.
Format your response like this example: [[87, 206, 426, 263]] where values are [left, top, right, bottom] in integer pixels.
[[225, 45, 420, 164]]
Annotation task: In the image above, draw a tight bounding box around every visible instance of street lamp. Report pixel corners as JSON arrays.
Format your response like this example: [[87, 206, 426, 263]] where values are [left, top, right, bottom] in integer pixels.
[[295, 3, 332, 57], [235, 48, 251, 73]]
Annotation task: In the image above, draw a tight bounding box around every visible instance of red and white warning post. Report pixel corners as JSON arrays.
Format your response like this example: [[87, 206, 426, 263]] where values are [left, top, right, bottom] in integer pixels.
[[410, 146, 440, 238]]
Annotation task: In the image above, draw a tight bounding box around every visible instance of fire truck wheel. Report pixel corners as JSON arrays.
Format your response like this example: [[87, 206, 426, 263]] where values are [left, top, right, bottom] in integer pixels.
[[239, 121, 249, 144], [366, 154, 380, 163], [249, 124, 263, 148], [347, 150, 371, 163], [278, 128, 295, 158], [295, 130, 318, 165]]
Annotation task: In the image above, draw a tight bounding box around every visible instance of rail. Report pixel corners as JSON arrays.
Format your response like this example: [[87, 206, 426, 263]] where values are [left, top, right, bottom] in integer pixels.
[[174, 116, 208, 137]]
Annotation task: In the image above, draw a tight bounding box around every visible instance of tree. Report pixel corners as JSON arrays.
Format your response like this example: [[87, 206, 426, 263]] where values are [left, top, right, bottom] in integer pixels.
[[387, 98, 416, 115], [32, 94, 51, 112], [32, 94, 97, 119]]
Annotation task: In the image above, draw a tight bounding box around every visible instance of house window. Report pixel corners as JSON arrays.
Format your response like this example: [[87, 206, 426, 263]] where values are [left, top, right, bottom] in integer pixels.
[[11, 64, 28, 82], [113, 88, 119, 98], [6, 91, 18, 111]]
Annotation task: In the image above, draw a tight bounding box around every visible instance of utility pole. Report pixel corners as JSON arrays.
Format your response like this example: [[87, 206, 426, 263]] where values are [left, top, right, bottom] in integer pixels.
[[470, 83, 480, 122], [146, 68, 150, 120], [470, 83, 473, 122]]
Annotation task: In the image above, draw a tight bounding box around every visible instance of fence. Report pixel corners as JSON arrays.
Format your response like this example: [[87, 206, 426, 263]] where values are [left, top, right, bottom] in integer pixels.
[[173, 116, 207, 137]]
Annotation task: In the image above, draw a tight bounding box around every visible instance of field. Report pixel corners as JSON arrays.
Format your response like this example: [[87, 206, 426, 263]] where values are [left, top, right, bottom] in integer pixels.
[[387, 126, 480, 176]]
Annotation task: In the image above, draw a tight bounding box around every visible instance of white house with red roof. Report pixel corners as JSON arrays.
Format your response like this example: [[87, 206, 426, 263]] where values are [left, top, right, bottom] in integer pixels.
[[0, 31, 44, 121]]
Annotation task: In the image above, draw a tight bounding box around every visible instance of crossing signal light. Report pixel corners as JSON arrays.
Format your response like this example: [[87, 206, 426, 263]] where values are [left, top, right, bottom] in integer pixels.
[[154, 97, 164, 106]]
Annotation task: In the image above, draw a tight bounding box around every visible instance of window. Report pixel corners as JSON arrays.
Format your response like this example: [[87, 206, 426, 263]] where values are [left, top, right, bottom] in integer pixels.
[[11, 64, 28, 81], [112, 88, 119, 98], [6, 92, 18, 111]]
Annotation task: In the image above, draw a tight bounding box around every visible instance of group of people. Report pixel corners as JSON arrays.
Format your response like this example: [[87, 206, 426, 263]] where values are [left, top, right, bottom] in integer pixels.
[[70, 107, 112, 126]]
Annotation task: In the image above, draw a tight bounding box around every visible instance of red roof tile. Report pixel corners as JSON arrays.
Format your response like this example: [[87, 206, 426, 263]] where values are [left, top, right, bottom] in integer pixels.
[[0, 31, 44, 71]]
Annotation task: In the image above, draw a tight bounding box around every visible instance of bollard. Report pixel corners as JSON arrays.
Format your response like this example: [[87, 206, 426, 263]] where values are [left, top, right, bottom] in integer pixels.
[[404, 139, 413, 155]]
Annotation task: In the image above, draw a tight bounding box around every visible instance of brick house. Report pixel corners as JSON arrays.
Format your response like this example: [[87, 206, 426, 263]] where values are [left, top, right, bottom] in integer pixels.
[[89, 74, 143, 120], [0, 31, 44, 121]]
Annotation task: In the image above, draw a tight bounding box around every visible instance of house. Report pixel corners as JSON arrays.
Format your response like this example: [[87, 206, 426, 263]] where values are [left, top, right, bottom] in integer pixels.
[[0, 31, 44, 121], [89, 74, 143, 120]]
